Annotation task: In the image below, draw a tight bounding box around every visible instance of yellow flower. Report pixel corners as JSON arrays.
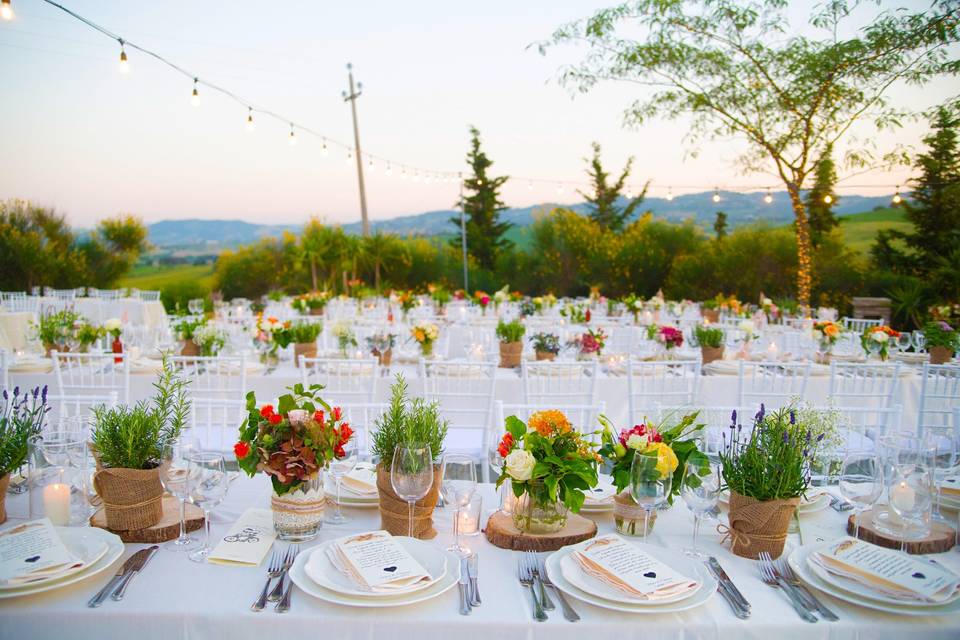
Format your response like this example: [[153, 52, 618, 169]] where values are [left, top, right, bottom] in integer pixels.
[[644, 441, 679, 479], [527, 410, 572, 436]]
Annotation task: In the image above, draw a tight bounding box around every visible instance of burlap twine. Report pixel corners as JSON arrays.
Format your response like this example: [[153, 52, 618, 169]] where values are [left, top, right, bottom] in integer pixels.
[[0, 474, 9, 525], [294, 342, 318, 367], [613, 490, 657, 531], [93, 467, 164, 531], [376, 464, 441, 539], [499, 342, 523, 368], [719, 490, 800, 559]]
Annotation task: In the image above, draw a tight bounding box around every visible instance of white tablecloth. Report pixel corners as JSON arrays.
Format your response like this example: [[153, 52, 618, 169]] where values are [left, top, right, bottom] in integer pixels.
[[0, 312, 34, 350], [0, 477, 957, 639]]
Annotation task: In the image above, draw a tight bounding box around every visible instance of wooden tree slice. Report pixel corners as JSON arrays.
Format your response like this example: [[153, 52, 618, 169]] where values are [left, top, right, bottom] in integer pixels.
[[485, 511, 597, 551], [90, 495, 205, 543], [847, 508, 956, 554]]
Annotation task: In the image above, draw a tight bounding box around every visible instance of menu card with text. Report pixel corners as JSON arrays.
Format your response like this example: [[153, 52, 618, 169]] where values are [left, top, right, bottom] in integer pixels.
[[0, 519, 83, 586], [207, 508, 277, 566], [327, 530, 431, 592], [573, 534, 699, 600]]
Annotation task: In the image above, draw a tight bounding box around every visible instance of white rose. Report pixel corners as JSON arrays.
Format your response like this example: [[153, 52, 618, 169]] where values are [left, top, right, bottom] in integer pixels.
[[762, 297, 773, 306], [626, 434, 646, 450], [738, 319, 755, 333], [505, 449, 535, 482], [871, 331, 889, 343], [104, 318, 122, 331]]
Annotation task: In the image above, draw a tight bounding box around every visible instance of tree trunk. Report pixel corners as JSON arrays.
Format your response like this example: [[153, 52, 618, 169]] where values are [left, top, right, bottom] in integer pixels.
[[309, 256, 318, 292], [787, 186, 814, 311], [375, 261, 381, 292]]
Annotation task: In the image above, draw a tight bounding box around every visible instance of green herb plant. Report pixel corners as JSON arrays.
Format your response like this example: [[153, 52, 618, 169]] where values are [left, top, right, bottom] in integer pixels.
[[495, 319, 526, 344], [370, 375, 448, 469], [694, 324, 724, 349]]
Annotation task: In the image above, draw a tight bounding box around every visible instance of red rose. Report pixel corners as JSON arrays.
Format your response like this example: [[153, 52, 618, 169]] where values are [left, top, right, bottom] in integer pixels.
[[260, 404, 274, 418], [332, 406, 343, 422], [268, 413, 282, 425], [497, 432, 514, 457], [313, 410, 325, 424], [234, 441, 250, 459], [339, 422, 353, 442], [334, 444, 345, 459]]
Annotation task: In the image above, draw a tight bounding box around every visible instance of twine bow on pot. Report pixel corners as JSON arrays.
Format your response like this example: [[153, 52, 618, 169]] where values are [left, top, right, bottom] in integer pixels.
[[718, 490, 800, 559]]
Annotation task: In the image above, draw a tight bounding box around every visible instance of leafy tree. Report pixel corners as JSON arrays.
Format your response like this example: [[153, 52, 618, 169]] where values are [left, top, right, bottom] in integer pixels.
[[451, 126, 512, 270], [362, 231, 404, 292], [541, 0, 959, 308], [80, 215, 149, 287], [713, 211, 728, 240], [806, 146, 839, 247], [298, 217, 329, 291], [578, 142, 648, 232]]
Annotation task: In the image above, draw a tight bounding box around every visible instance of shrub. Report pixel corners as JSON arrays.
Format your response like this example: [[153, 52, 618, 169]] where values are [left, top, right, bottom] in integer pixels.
[[495, 319, 526, 343]]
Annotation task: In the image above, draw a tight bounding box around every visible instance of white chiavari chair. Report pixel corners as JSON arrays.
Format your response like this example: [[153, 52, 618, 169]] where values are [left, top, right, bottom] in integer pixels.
[[167, 355, 249, 453], [187, 397, 247, 454], [138, 290, 161, 302], [0, 349, 8, 391], [655, 405, 741, 461], [828, 362, 901, 409], [521, 359, 598, 406], [626, 359, 700, 425], [606, 326, 639, 355], [737, 361, 810, 412], [48, 288, 77, 301], [338, 402, 390, 460], [841, 317, 883, 333], [917, 364, 960, 437], [97, 289, 124, 301], [51, 351, 130, 406], [47, 391, 119, 424], [300, 357, 380, 403]]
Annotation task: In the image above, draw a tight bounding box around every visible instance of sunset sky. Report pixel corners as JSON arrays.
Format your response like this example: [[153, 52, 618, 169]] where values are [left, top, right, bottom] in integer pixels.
[[0, 0, 956, 228]]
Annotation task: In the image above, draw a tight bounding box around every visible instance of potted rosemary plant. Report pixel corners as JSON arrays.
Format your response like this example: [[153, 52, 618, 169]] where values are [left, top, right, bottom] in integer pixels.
[[694, 324, 725, 364], [274, 321, 322, 367], [496, 319, 526, 368]]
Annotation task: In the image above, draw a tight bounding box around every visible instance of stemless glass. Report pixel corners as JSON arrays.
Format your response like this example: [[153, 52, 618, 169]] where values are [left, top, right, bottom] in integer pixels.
[[159, 440, 196, 551], [487, 444, 509, 513], [186, 452, 229, 563], [888, 466, 933, 552], [188, 299, 205, 315], [441, 454, 477, 556], [326, 436, 358, 525], [839, 451, 884, 540], [390, 444, 434, 538], [924, 429, 959, 524], [630, 454, 672, 538], [681, 460, 720, 558]]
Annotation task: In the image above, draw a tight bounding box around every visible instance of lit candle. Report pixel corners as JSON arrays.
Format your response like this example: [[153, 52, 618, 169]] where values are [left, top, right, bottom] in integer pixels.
[[457, 510, 480, 535], [43, 483, 71, 526], [766, 342, 779, 360], [890, 481, 916, 512]]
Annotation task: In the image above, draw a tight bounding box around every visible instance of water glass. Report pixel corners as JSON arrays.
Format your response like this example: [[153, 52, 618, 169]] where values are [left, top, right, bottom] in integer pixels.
[[630, 453, 672, 538], [898, 333, 913, 353], [839, 451, 884, 539], [923, 429, 959, 524], [390, 444, 434, 538], [913, 331, 926, 353], [188, 298, 205, 315], [186, 452, 228, 563], [441, 454, 477, 555], [888, 466, 933, 552], [326, 437, 358, 525], [680, 460, 719, 558], [159, 439, 196, 551]]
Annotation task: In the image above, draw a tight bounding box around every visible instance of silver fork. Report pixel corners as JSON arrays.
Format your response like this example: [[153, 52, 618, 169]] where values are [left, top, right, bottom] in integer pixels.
[[538, 554, 579, 622], [268, 546, 296, 602], [274, 546, 301, 613], [757, 552, 817, 623], [251, 548, 285, 611], [526, 551, 554, 611], [517, 553, 547, 622], [774, 556, 839, 621]]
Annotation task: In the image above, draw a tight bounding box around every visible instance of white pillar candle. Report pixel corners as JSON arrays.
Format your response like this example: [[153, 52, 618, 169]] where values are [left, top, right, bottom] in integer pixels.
[[890, 481, 916, 512], [43, 483, 71, 526], [456, 510, 480, 535]]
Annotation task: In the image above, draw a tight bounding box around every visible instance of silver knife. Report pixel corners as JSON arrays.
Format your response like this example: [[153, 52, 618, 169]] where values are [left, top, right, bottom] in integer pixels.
[[87, 546, 157, 608], [111, 545, 158, 601], [707, 562, 750, 619], [467, 554, 481, 606], [457, 558, 471, 615], [708, 556, 751, 612]]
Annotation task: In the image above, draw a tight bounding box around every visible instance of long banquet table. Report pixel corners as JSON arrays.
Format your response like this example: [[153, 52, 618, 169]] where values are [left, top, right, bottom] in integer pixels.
[[1, 477, 958, 640]]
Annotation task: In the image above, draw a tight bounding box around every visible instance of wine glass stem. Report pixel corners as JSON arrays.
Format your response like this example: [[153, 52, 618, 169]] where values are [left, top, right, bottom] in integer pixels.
[[692, 513, 701, 552], [203, 508, 211, 553], [901, 520, 907, 553], [643, 508, 650, 537], [454, 506, 461, 551], [336, 477, 343, 518], [408, 500, 414, 538], [178, 497, 187, 541], [854, 509, 861, 540]]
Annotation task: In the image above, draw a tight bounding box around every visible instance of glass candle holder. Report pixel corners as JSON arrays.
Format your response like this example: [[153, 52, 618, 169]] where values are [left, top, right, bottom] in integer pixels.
[[457, 492, 482, 536], [28, 431, 90, 526]]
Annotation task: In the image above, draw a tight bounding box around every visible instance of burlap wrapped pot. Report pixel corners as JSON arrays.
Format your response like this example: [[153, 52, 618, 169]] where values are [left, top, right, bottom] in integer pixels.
[[535, 350, 556, 361], [613, 490, 658, 537], [499, 341, 523, 368], [376, 464, 441, 539], [700, 346, 724, 365], [93, 467, 164, 531], [0, 474, 9, 525], [721, 490, 800, 559], [373, 348, 392, 366], [309, 307, 324, 316], [930, 346, 954, 365], [294, 342, 318, 367], [180, 339, 200, 356], [701, 309, 720, 323]]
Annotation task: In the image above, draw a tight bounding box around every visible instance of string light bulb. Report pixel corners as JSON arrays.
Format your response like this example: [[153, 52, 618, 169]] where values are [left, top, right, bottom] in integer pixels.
[[1, 0, 14, 21], [321, 139, 328, 157], [245, 107, 254, 132], [368, 157, 374, 173], [190, 78, 200, 107], [666, 188, 674, 202], [386, 163, 393, 177], [556, 183, 563, 195], [712, 189, 721, 203], [345, 149, 353, 164], [118, 40, 129, 74], [823, 194, 832, 204], [892, 187, 902, 205], [413, 171, 420, 183], [288, 124, 296, 146], [764, 189, 773, 204]]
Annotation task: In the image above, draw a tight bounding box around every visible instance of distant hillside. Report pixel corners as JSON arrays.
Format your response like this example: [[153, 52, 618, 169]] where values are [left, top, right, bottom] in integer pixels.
[[145, 190, 895, 250]]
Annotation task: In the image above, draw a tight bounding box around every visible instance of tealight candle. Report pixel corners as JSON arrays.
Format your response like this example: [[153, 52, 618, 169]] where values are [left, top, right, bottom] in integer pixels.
[[766, 342, 779, 360], [457, 493, 483, 536], [43, 483, 71, 526], [890, 481, 916, 512]]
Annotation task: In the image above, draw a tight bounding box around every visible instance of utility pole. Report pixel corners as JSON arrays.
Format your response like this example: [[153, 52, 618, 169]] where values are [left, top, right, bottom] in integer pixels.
[[342, 63, 370, 237], [458, 172, 468, 291]]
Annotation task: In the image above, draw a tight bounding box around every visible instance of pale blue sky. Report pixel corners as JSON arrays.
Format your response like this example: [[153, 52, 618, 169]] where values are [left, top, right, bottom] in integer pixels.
[[0, 0, 956, 227]]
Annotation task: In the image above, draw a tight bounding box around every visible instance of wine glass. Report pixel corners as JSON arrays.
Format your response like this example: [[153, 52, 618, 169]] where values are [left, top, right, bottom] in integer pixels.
[[839, 451, 884, 540], [326, 436, 358, 525], [188, 298, 205, 315], [680, 460, 720, 558], [898, 332, 913, 353], [923, 429, 959, 524], [913, 331, 926, 353], [186, 452, 228, 563], [441, 454, 477, 556], [159, 439, 196, 551], [487, 444, 509, 513], [390, 444, 434, 538], [630, 453, 672, 537], [888, 465, 933, 552]]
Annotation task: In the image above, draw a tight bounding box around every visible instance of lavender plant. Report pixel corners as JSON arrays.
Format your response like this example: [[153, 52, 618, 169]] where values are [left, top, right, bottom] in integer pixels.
[[0, 386, 50, 475]]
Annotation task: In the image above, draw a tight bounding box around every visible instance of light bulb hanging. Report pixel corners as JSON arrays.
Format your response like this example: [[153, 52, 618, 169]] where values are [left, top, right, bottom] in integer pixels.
[[413, 171, 420, 183], [712, 189, 721, 203], [288, 124, 296, 146], [764, 189, 773, 204], [401, 168, 407, 180], [321, 139, 329, 157], [1, 0, 15, 22], [190, 78, 200, 107], [892, 186, 902, 205], [345, 149, 353, 164], [665, 188, 674, 201], [368, 157, 374, 173], [118, 40, 129, 74], [245, 107, 255, 132], [386, 163, 393, 177], [823, 194, 832, 204]]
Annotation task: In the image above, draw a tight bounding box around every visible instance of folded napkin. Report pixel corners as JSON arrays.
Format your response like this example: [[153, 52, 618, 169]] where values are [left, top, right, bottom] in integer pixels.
[[339, 464, 378, 497], [573, 534, 699, 601], [810, 537, 960, 603], [326, 530, 432, 593], [207, 508, 276, 566], [583, 476, 617, 505], [0, 519, 86, 586]]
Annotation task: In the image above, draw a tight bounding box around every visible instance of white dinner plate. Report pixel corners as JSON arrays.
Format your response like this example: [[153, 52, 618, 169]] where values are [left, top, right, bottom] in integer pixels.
[[580, 476, 617, 513], [303, 536, 447, 598], [289, 538, 459, 607], [787, 543, 960, 615], [0, 526, 110, 590], [544, 543, 716, 613], [558, 542, 704, 605], [0, 527, 124, 599]]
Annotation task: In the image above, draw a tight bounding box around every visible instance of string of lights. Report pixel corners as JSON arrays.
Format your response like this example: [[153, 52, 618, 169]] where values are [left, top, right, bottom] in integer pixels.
[[4, 0, 913, 206]]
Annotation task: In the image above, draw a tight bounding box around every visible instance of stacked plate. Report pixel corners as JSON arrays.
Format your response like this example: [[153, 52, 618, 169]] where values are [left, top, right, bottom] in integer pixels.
[[544, 540, 716, 614], [938, 477, 960, 511], [288, 536, 459, 607], [325, 462, 380, 508], [0, 527, 124, 599], [788, 541, 960, 616], [580, 474, 618, 513]]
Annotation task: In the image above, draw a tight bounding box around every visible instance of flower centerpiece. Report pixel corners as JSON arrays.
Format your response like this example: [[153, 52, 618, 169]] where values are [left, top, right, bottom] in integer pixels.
[[104, 318, 123, 363], [572, 327, 606, 359], [331, 321, 358, 358], [0, 385, 49, 523], [291, 291, 329, 316], [736, 319, 758, 358], [623, 293, 644, 324], [861, 325, 900, 361], [173, 315, 206, 356], [410, 323, 439, 358], [495, 319, 525, 368], [718, 405, 823, 559], [760, 295, 779, 322], [495, 410, 599, 533], [273, 321, 322, 367], [253, 314, 285, 361], [694, 324, 725, 364], [700, 296, 721, 323], [811, 320, 842, 363], [531, 332, 560, 361], [370, 375, 448, 538], [366, 331, 396, 366], [90, 360, 189, 531], [560, 303, 588, 325], [654, 325, 684, 357], [473, 290, 491, 315], [922, 320, 959, 364], [598, 413, 706, 536], [75, 321, 105, 353], [235, 382, 353, 541], [34, 309, 82, 355], [393, 289, 418, 322], [192, 323, 227, 357], [429, 285, 452, 315]]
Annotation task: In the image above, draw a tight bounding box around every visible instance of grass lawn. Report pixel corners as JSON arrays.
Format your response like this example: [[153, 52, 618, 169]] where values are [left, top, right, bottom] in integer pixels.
[[119, 263, 216, 291], [837, 207, 912, 254]]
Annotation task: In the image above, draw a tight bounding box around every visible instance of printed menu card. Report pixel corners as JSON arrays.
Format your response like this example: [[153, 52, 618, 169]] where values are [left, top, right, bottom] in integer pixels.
[[573, 534, 699, 600], [0, 519, 83, 586], [811, 537, 960, 603], [327, 530, 431, 592], [208, 508, 277, 566]]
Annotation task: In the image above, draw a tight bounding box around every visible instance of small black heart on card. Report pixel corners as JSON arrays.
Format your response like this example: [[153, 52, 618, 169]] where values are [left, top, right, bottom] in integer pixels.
[[912, 572, 926, 579], [24, 555, 41, 563], [643, 571, 657, 579], [383, 566, 398, 573]]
